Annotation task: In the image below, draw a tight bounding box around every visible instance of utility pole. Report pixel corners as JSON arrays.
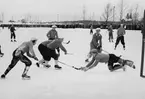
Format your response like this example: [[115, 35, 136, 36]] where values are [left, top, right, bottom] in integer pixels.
[[140, 10, 145, 78]]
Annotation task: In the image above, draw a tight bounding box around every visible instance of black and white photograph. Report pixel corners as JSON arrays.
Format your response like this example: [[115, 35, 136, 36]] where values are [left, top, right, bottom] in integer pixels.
[[0, 0, 145, 99]]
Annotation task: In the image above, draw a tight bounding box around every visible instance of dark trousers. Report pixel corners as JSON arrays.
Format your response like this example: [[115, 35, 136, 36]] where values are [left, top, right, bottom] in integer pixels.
[[109, 33, 113, 42], [38, 44, 58, 61], [90, 29, 93, 34], [115, 36, 125, 48], [11, 32, 16, 39], [108, 54, 120, 70], [3, 50, 32, 76]]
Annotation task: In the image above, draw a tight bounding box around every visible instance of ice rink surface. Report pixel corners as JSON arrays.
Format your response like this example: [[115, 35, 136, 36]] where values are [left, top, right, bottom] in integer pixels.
[[0, 27, 144, 99]]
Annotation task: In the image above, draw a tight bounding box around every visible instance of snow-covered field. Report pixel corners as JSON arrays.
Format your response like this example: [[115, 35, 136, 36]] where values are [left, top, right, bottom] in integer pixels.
[[0, 27, 144, 99]]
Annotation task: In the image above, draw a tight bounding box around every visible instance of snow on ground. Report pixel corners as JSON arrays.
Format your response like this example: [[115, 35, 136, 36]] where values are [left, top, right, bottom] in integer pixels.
[[0, 27, 144, 99]]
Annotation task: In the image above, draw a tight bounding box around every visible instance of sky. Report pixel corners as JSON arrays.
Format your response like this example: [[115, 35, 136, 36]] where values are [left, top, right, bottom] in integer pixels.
[[0, 0, 145, 22]]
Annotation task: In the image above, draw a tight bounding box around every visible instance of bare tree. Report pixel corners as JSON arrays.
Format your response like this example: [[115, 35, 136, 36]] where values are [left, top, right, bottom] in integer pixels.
[[132, 4, 139, 24], [118, 0, 128, 22], [82, 5, 87, 20], [102, 3, 113, 24]]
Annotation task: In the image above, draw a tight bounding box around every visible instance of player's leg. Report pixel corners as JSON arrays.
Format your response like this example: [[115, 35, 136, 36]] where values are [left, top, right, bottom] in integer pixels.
[[108, 54, 125, 71], [52, 50, 61, 69], [85, 43, 95, 62], [111, 33, 113, 42], [1, 55, 19, 78], [36, 44, 51, 67], [10, 32, 13, 42], [118, 59, 135, 69], [121, 36, 125, 50], [20, 55, 32, 79], [114, 37, 120, 50], [112, 64, 124, 71], [109, 33, 111, 42], [90, 29, 93, 34], [13, 32, 16, 42]]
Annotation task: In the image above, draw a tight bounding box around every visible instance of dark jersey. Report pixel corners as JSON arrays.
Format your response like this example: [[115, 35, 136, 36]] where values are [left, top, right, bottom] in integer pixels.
[[10, 26, 15, 32]]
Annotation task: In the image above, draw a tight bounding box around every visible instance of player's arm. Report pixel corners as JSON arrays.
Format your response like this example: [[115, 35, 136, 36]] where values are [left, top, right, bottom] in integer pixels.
[[59, 43, 67, 54], [92, 34, 98, 47], [46, 30, 51, 38], [123, 28, 126, 35], [117, 29, 120, 37], [88, 59, 99, 70], [26, 51, 34, 58], [55, 31, 59, 39], [27, 45, 37, 60], [85, 56, 96, 68], [14, 27, 16, 31], [99, 35, 102, 47]]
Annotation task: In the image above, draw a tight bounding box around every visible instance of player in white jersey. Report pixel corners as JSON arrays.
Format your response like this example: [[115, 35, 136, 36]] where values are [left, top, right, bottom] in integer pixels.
[[1, 38, 38, 80]]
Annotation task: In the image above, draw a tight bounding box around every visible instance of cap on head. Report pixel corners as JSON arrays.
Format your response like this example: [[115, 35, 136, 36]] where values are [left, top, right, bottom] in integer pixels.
[[31, 37, 38, 42], [52, 25, 57, 28], [96, 28, 101, 32], [120, 24, 123, 27]]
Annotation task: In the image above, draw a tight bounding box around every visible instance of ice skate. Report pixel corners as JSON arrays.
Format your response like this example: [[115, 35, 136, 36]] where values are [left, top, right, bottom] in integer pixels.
[[22, 74, 31, 80], [55, 65, 62, 69], [0, 53, 4, 57], [1, 74, 6, 79], [43, 64, 51, 68]]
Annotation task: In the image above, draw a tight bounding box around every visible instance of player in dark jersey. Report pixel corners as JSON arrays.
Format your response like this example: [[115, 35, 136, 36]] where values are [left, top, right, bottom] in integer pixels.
[[36, 38, 67, 69], [9, 25, 16, 42]]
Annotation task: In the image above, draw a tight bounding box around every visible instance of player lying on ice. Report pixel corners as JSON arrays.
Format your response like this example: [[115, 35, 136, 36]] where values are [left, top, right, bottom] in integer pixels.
[[79, 49, 135, 72]]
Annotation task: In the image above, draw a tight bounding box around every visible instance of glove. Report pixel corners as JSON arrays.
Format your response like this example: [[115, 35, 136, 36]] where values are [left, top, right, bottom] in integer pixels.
[[64, 52, 67, 55], [33, 56, 38, 61], [97, 45, 102, 50], [82, 67, 89, 72]]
